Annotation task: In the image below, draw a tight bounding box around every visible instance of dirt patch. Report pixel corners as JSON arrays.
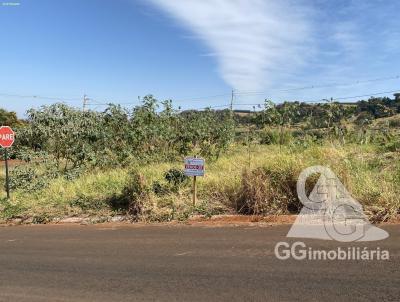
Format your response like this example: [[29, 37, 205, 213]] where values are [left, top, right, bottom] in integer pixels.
[[187, 214, 297, 225], [2, 214, 399, 227], [387, 214, 400, 224], [0, 159, 24, 168]]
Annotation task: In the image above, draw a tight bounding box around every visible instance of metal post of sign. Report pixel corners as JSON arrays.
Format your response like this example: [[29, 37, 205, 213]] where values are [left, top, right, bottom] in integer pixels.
[[192, 155, 197, 206], [4, 148, 10, 199], [192, 175, 197, 206]]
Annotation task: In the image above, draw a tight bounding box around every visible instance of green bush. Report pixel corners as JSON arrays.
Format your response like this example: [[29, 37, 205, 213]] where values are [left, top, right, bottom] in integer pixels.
[[16, 99, 235, 169], [389, 118, 400, 128], [383, 140, 400, 152], [164, 168, 189, 190], [152, 168, 189, 196], [9, 166, 50, 192], [0, 199, 25, 219], [69, 194, 107, 211], [259, 128, 292, 145]]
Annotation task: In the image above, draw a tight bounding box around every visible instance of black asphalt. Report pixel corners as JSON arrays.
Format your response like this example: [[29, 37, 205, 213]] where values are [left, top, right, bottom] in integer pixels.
[[0, 224, 398, 301]]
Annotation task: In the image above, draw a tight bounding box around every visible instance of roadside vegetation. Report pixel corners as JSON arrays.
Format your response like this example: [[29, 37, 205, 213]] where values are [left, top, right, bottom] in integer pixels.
[[0, 94, 399, 223]]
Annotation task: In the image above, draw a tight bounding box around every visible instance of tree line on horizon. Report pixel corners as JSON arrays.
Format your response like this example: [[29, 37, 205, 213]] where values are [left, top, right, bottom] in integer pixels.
[[2, 93, 400, 128]]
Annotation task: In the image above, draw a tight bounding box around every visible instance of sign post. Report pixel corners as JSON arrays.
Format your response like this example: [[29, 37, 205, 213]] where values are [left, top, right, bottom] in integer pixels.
[[0, 126, 15, 199], [5, 149, 10, 199], [184, 156, 205, 206], [193, 175, 197, 206]]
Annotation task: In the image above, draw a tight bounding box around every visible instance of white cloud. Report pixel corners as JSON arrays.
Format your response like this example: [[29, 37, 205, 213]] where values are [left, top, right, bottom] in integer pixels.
[[147, 0, 315, 91], [332, 22, 363, 57], [144, 0, 400, 104]]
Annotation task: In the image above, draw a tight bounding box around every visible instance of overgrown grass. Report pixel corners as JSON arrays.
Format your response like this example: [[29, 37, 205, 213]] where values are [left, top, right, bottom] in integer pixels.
[[1, 143, 399, 223]]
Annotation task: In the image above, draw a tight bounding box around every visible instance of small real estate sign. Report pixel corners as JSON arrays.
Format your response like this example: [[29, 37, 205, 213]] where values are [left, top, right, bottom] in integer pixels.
[[184, 157, 205, 177]]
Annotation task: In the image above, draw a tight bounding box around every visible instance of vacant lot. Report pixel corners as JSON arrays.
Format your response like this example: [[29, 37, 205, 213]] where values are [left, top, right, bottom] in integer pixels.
[[1, 101, 400, 223], [1, 143, 399, 223]]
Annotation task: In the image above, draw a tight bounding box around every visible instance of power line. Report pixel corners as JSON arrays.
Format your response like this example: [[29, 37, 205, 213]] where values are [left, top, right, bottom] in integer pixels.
[[85, 97, 231, 112], [234, 75, 400, 95], [79, 88, 400, 112], [86, 96, 231, 105], [207, 104, 231, 109], [173, 93, 232, 102], [86, 101, 140, 106], [0, 92, 80, 101], [1, 73, 399, 111], [156, 74, 400, 101], [84, 74, 400, 103], [1, 73, 398, 104], [85, 93, 232, 105], [234, 89, 400, 107], [334, 89, 400, 100]]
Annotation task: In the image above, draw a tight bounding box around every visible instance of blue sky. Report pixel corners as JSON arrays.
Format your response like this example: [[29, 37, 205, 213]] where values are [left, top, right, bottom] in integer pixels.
[[1, 0, 400, 116]]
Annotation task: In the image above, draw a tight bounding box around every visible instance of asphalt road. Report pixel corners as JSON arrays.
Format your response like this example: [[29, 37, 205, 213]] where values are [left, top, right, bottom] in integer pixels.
[[0, 224, 398, 302]]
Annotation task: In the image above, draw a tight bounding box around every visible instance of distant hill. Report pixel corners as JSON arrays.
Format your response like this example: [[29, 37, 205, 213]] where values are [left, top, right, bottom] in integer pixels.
[[232, 93, 400, 127]]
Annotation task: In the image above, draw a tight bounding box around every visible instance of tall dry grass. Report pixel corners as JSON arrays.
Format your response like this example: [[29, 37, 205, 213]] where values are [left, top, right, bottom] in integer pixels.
[[0, 143, 399, 222]]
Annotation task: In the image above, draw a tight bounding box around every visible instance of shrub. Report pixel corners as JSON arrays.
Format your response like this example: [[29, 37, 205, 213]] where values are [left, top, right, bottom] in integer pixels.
[[69, 194, 107, 211], [0, 199, 25, 219], [389, 118, 400, 128], [119, 170, 150, 218], [234, 167, 299, 215], [16, 100, 236, 169], [259, 128, 292, 145], [9, 162, 62, 192], [32, 214, 51, 224], [152, 181, 169, 196], [164, 168, 189, 190], [152, 168, 189, 196], [9, 166, 49, 192], [232, 165, 319, 215], [383, 140, 400, 152]]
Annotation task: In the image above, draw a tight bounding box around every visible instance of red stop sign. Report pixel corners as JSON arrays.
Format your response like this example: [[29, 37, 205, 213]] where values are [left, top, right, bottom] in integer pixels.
[[0, 126, 15, 148]]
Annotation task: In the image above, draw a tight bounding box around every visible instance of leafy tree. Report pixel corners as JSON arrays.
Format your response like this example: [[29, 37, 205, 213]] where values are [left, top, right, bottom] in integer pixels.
[[14, 96, 236, 171], [0, 108, 21, 127]]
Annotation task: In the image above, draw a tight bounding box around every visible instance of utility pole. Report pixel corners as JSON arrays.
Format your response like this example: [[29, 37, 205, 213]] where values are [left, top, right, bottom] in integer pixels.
[[83, 94, 89, 111], [230, 89, 234, 112]]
